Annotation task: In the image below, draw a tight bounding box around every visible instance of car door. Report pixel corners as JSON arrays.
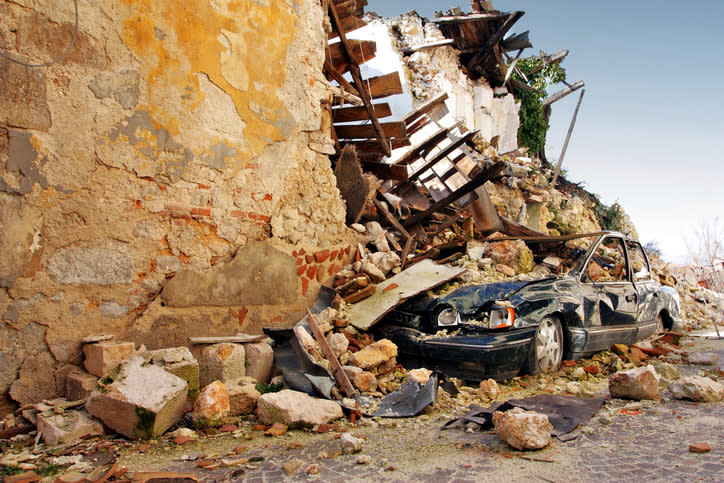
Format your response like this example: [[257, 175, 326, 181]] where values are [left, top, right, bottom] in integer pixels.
[[581, 236, 638, 350], [626, 240, 659, 338]]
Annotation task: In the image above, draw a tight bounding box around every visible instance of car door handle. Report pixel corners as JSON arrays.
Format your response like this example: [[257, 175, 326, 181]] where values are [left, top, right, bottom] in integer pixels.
[[625, 294, 637, 303]]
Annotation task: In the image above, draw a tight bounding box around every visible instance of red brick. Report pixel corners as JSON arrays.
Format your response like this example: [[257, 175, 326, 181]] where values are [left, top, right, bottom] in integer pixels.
[[292, 250, 298, 257], [301, 277, 309, 296], [316, 267, 324, 282], [191, 207, 211, 217], [238, 307, 248, 325], [307, 265, 317, 279], [330, 249, 339, 261], [297, 258, 303, 265], [305, 254, 313, 264], [689, 443, 711, 453], [198, 183, 211, 189], [314, 250, 330, 263], [338, 249, 345, 261], [297, 265, 307, 276], [345, 245, 351, 254], [299, 248, 306, 255]]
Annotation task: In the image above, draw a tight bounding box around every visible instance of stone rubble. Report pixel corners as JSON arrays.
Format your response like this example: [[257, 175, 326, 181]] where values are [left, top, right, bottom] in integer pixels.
[[608, 365, 661, 400], [669, 376, 724, 403], [492, 407, 553, 450], [255, 389, 343, 427]]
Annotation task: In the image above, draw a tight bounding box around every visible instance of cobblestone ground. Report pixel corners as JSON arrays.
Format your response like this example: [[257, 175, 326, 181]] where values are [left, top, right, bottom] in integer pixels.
[[118, 331, 724, 482]]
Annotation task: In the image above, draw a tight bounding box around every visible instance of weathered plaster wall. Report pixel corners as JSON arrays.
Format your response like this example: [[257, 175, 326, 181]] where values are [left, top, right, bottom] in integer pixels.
[[0, 0, 355, 406]]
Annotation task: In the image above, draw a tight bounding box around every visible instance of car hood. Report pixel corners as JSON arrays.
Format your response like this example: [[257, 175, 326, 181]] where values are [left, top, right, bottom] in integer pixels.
[[439, 280, 532, 315]]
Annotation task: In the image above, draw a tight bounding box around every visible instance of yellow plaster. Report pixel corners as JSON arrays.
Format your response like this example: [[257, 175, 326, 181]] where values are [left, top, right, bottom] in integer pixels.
[[118, 0, 300, 170]]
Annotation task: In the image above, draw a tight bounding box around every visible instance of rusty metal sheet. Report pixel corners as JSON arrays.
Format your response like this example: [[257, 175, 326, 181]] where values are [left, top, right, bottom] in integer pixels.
[[348, 259, 466, 331]]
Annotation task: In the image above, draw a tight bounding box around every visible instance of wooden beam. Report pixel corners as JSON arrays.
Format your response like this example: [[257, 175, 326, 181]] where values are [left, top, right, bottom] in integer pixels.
[[326, 40, 376, 75], [466, 11, 524, 76], [335, 121, 407, 140], [391, 124, 456, 166], [344, 138, 410, 152], [433, 12, 510, 24], [332, 103, 391, 123], [402, 161, 506, 229], [542, 80, 584, 106], [307, 309, 356, 397], [324, 59, 360, 97], [405, 116, 431, 136], [402, 93, 449, 125], [351, 72, 403, 99], [361, 161, 408, 181], [401, 39, 454, 54], [328, 1, 391, 156], [328, 16, 366, 39]]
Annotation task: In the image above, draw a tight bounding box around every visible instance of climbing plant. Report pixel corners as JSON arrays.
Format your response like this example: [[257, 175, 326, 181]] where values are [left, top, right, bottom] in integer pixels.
[[511, 54, 567, 154]]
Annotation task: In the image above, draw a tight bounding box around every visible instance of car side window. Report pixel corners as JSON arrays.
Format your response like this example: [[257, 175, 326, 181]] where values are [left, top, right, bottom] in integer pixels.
[[626, 241, 652, 282], [585, 237, 629, 283]]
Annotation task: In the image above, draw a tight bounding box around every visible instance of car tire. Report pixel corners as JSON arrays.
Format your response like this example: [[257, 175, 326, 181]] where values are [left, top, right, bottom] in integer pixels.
[[525, 316, 564, 375]]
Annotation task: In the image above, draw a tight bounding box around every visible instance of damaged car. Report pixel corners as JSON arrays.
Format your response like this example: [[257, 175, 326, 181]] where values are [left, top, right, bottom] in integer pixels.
[[374, 232, 683, 381]]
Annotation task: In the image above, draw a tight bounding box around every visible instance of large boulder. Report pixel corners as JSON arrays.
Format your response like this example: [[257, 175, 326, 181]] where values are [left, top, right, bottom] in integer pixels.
[[493, 407, 553, 450], [608, 365, 660, 400], [86, 356, 187, 439], [256, 389, 343, 427], [670, 376, 724, 402]]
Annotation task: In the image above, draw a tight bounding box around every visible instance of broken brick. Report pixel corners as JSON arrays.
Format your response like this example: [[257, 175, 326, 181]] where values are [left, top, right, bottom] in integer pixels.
[[297, 265, 306, 276], [305, 254, 313, 264], [343, 285, 376, 303], [314, 249, 330, 263], [330, 249, 339, 260], [301, 277, 309, 296], [316, 267, 324, 282], [238, 307, 248, 325], [307, 265, 317, 279], [689, 443, 711, 453]]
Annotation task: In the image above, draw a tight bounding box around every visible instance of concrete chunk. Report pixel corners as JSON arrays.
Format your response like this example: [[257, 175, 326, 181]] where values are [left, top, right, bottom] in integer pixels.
[[608, 365, 660, 400], [493, 407, 552, 450], [146, 347, 200, 397], [349, 339, 397, 370], [83, 341, 136, 377], [256, 389, 343, 427], [36, 410, 103, 445], [227, 378, 261, 416], [86, 356, 187, 439], [65, 369, 98, 401], [243, 342, 273, 385]]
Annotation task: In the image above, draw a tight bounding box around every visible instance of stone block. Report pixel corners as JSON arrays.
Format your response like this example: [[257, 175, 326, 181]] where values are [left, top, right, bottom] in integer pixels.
[[353, 371, 377, 393], [86, 356, 187, 439], [349, 339, 397, 370], [192, 381, 230, 426], [46, 242, 134, 285], [199, 343, 245, 387], [83, 341, 136, 378], [227, 378, 261, 416], [493, 407, 553, 450], [256, 389, 343, 427], [65, 369, 98, 401], [608, 365, 660, 400], [243, 342, 273, 385], [326, 333, 349, 359], [146, 347, 200, 397], [670, 376, 724, 402], [0, 56, 51, 131], [36, 410, 103, 446]]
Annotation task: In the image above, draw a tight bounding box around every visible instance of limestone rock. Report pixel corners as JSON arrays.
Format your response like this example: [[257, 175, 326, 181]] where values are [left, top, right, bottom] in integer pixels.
[[408, 368, 432, 385], [360, 260, 385, 283], [227, 378, 261, 416], [86, 356, 187, 439], [243, 342, 274, 385], [9, 350, 57, 405], [349, 339, 397, 370], [83, 341, 136, 378], [343, 365, 363, 381], [669, 376, 724, 402], [341, 433, 365, 454], [493, 407, 553, 450], [327, 333, 349, 359], [687, 352, 720, 365], [65, 369, 98, 401], [36, 410, 103, 446], [496, 264, 515, 277], [46, 242, 134, 286], [256, 389, 343, 427], [608, 365, 660, 400], [478, 379, 499, 400], [353, 371, 377, 393], [146, 347, 200, 396], [654, 362, 680, 381], [367, 251, 401, 275], [200, 343, 245, 387], [193, 381, 230, 425]]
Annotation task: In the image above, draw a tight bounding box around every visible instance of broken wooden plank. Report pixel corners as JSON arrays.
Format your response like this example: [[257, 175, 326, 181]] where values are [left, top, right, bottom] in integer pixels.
[[335, 121, 407, 140], [402, 39, 454, 54], [499, 217, 544, 237], [542, 80, 584, 106], [347, 259, 466, 331], [328, 1, 391, 157], [402, 161, 506, 228], [373, 196, 412, 240], [360, 161, 409, 181], [466, 11, 524, 76], [326, 40, 376, 74], [306, 309, 356, 397], [189, 335, 267, 344], [324, 59, 360, 97], [401, 129, 479, 185], [328, 16, 366, 38], [345, 138, 410, 153], [405, 116, 431, 137], [402, 93, 449, 125], [434, 12, 510, 24], [391, 124, 456, 166], [333, 103, 392, 123], [352, 72, 403, 99]]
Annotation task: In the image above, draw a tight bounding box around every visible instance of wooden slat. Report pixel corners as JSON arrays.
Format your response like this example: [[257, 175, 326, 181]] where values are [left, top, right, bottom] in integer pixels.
[[401, 39, 454, 54], [346, 138, 411, 153], [402, 161, 506, 229], [360, 161, 409, 181], [392, 125, 453, 166], [403, 93, 449, 124], [404, 129, 478, 184], [433, 12, 510, 24], [307, 309, 355, 397], [332, 103, 392, 123], [351, 72, 403, 99], [328, 16, 367, 39], [466, 11, 524, 76], [405, 116, 431, 136], [326, 40, 376, 74], [335, 121, 407, 140]]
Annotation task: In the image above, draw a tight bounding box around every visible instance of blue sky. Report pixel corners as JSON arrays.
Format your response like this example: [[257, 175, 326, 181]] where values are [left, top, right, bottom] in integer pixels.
[[365, 0, 724, 262]]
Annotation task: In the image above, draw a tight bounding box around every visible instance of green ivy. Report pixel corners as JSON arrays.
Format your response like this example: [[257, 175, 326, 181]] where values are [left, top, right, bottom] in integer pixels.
[[511, 54, 567, 154]]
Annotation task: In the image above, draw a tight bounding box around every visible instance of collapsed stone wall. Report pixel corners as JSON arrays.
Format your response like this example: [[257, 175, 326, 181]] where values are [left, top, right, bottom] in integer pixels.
[[0, 0, 357, 407]]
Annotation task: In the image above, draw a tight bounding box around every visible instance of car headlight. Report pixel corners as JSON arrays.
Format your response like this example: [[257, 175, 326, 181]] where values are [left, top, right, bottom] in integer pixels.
[[433, 304, 460, 328], [488, 307, 515, 329]]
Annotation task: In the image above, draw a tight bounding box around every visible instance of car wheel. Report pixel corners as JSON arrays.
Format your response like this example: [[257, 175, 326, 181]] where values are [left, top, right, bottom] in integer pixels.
[[526, 316, 563, 375]]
